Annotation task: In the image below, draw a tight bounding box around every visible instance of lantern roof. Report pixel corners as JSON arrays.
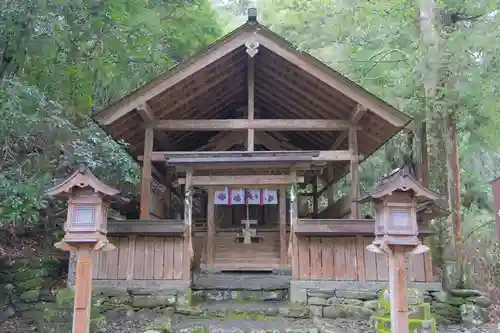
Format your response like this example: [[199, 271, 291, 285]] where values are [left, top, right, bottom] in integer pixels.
[[417, 200, 449, 220], [46, 165, 120, 198], [358, 165, 440, 203]]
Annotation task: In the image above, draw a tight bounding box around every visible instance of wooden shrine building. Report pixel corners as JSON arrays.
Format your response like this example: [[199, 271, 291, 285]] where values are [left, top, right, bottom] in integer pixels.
[[87, 9, 442, 298]]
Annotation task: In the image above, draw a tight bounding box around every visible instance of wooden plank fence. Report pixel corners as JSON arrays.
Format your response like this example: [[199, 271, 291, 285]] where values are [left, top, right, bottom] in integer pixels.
[[295, 236, 434, 282], [92, 236, 188, 280]]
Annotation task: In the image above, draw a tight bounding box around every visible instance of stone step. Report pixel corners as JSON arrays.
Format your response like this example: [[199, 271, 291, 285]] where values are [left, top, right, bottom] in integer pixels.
[[178, 300, 287, 317], [193, 289, 288, 302], [170, 316, 318, 333]]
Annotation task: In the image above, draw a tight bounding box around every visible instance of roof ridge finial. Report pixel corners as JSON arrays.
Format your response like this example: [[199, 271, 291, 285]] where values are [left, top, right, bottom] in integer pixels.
[[247, 7, 257, 23]]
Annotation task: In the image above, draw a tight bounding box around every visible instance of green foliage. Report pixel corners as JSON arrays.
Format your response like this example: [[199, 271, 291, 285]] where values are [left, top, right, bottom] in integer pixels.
[[0, 0, 222, 229], [255, 0, 499, 223]]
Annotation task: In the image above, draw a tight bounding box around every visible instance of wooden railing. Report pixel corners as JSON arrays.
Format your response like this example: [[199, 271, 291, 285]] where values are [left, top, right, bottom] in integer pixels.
[[292, 218, 435, 283]]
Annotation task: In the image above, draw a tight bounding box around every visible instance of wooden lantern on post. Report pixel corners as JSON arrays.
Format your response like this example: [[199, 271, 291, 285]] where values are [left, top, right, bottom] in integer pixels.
[[359, 166, 440, 333], [46, 166, 119, 333]]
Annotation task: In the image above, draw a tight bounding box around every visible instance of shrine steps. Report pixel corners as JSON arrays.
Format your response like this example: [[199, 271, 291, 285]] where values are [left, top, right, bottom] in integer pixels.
[[169, 309, 318, 333], [191, 271, 291, 307], [206, 232, 282, 271]]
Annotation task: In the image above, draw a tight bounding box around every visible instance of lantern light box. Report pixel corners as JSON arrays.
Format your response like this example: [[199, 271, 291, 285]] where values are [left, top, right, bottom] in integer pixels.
[[46, 165, 119, 250], [359, 166, 440, 253]]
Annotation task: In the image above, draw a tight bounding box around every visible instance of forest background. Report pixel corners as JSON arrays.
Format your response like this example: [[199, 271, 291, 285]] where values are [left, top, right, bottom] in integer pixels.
[[0, 0, 498, 299]]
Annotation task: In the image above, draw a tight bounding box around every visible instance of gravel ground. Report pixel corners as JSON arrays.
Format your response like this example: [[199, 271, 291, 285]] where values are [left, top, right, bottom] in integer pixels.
[[1, 316, 498, 333]]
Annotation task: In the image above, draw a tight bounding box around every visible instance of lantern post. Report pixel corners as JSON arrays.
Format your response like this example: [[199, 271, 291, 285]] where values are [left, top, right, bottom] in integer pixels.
[[359, 166, 440, 333], [46, 166, 119, 333]]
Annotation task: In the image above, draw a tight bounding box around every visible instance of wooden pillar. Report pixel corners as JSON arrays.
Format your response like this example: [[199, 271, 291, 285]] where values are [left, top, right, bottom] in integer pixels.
[[207, 187, 215, 267], [389, 247, 409, 333], [348, 127, 360, 219], [183, 169, 193, 278], [247, 55, 255, 151], [73, 245, 93, 333], [423, 236, 434, 282], [312, 176, 318, 216], [140, 127, 154, 219], [327, 164, 335, 205], [279, 185, 287, 267], [126, 235, 136, 280], [290, 167, 299, 277]]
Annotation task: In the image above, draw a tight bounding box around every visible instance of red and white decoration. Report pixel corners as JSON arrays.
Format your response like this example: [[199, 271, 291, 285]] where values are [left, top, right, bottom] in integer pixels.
[[214, 188, 278, 205]]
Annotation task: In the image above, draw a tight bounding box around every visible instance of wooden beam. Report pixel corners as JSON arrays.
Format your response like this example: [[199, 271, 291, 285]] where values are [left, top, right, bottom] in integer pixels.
[[349, 127, 360, 219], [140, 127, 154, 219], [143, 150, 360, 162], [207, 187, 215, 267], [154, 119, 355, 131], [176, 175, 304, 186], [330, 105, 367, 149], [294, 219, 434, 236], [247, 55, 255, 151]]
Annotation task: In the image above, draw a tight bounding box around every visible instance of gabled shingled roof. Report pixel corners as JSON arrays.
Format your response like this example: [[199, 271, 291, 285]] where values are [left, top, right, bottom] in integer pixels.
[[92, 16, 412, 181]]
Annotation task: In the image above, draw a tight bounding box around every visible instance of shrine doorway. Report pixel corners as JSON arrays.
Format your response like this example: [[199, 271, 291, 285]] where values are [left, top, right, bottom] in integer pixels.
[[203, 188, 286, 271]]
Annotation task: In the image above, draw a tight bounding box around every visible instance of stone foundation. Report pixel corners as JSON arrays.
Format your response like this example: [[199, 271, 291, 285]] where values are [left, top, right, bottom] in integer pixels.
[[290, 280, 442, 320], [290, 280, 442, 305]]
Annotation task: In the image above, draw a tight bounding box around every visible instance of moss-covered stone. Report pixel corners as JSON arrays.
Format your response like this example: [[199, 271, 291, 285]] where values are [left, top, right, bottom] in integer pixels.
[[278, 305, 309, 318], [15, 277, 45, 292], [176, 305, 203, 316], [132, 295, 176, 309], [20, 290, 41, 302], [430, 303, 461, 322], [14, 268, 51, 282], [467, 296, 492, 308], [323, 304, 372, 319], [374, 316, 437, 333], [449, 289, 482, 298], [460, 303, 489, 325]]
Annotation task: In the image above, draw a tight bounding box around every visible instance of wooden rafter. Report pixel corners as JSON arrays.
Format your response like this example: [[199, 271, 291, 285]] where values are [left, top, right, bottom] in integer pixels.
[[253, 30, 410, 127], [155, 61, 246, 119], [95, 28, 254, 125]]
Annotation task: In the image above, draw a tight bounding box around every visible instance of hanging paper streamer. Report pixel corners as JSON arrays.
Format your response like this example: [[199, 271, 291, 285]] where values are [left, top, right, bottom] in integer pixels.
[[231, 188, 245, 205], [214, 188, 229, 205], [263, 189, 278, 205], [246, 189, 262, 205], [214, 188, 280, 205]]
